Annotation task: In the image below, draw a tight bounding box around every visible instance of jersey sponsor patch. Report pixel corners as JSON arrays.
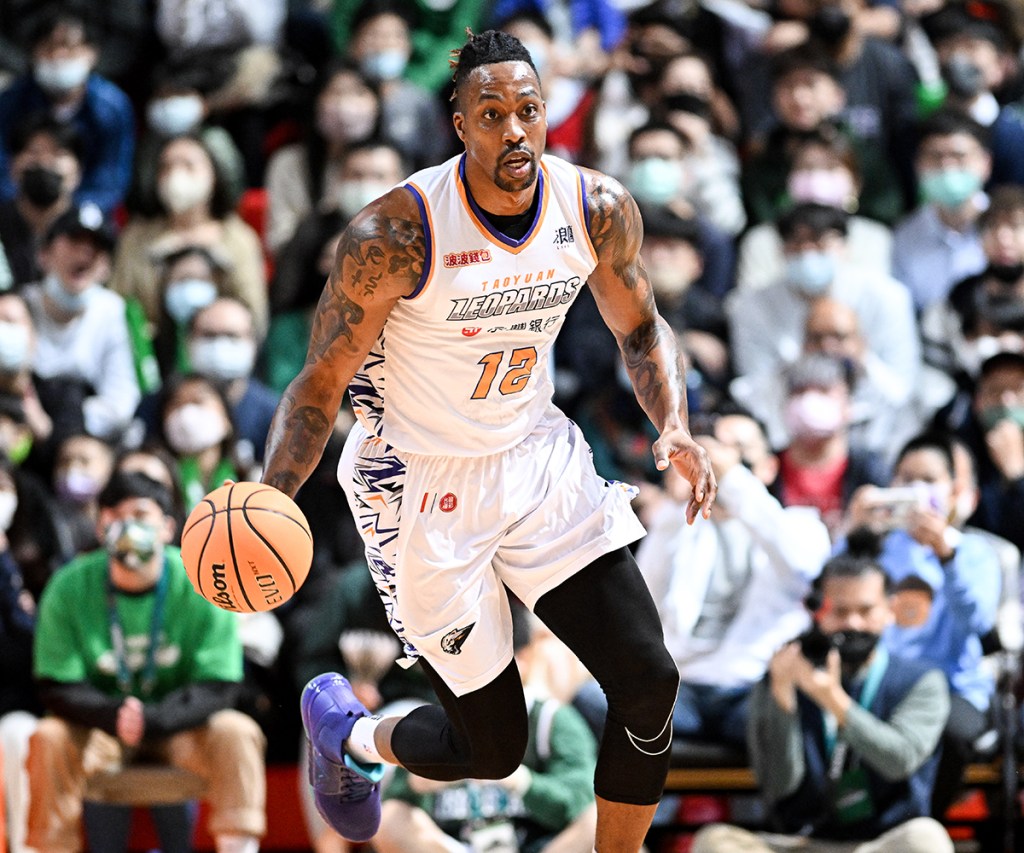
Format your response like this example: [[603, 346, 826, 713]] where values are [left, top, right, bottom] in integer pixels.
[[444, 249, 492, 268]]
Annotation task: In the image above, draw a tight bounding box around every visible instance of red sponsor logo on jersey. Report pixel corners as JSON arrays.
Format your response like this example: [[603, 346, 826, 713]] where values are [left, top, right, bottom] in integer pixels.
[[462, 327, 481, 336], [444, 249, 492, 268], [439, 492, 458, 513]]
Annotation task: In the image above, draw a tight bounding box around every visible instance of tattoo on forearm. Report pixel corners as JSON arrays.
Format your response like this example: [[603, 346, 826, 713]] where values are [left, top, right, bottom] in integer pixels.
[[286, 406, 332, 464], [623, 318, 682, 413]]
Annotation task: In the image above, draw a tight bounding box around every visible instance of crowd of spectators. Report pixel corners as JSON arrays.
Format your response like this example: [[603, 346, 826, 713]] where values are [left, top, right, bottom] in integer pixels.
[[1, 0, 1024, 851]]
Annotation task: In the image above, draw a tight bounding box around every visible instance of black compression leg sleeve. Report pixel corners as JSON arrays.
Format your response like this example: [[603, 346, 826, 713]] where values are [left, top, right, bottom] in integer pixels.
[[533, 547, 678, 805], [389, 658, 528, 781]]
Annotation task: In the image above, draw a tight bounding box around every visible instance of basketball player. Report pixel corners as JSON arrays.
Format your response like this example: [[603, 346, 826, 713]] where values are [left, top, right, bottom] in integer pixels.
[[259, 30, 716, 852]]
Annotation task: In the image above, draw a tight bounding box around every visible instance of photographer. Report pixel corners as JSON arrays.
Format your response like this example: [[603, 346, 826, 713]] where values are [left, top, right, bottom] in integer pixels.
[[845, 431, 1002, 818], [693, 537, 953, 853]]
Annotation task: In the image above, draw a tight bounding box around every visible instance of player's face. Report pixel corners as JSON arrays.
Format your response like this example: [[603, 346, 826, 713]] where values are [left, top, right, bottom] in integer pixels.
[[454, 61, 546, 195]]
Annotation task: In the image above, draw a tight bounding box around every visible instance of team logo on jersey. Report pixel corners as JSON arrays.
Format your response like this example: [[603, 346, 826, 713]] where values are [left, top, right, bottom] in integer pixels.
[[441, 623, 475, 655], [553, 225, 574, 247], [462, 327, 481, 336], [444, 249, 492, 268], [439, 492, 458, 512]]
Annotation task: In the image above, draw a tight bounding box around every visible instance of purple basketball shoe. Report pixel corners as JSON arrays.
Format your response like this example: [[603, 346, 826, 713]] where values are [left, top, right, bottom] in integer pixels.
[[301, 673, 385, 842]]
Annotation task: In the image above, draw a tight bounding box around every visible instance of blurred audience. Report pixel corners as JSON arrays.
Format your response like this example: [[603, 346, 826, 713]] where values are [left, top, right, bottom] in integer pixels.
[[26, 471, 266, 853], [0, 5, 134, 213], [0, 114, 82, 289], [692, 538, 953, 853], [111, 133, 266, 333]]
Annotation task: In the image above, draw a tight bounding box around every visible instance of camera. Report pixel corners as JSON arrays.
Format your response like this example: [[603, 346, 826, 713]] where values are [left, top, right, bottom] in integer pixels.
[[799, 624, 834, 668]]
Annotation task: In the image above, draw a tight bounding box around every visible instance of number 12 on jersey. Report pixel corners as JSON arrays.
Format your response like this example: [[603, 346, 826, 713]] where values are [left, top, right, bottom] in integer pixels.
[[471, 346, 538, 399]]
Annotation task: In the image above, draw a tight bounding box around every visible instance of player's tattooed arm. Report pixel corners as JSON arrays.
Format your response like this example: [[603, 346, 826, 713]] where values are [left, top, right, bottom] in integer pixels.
[[262, 189, 425, 497], [582, 169, 686, 431], [583, 169, 717, 520]]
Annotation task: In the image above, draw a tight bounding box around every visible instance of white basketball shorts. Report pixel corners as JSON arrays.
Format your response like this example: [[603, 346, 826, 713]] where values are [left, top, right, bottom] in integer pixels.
[[337, 408, 646, 696]]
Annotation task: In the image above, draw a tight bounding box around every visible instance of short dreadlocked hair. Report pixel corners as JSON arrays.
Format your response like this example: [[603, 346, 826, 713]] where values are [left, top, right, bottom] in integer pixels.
[[449, 29, 538, 107]]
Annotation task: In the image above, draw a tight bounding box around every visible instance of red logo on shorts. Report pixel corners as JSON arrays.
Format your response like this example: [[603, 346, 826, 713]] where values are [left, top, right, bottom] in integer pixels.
[[439, 492, 458, 512], [462, 328, 481, 336]]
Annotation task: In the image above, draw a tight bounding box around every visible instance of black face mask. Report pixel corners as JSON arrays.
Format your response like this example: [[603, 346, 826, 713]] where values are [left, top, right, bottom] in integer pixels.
[[976, 288, 1024, 331], [809, 7, 852, 47], [662, 92, 713, 122], [830, 629, 880, 669], [985, 262, 1024, 284], [942, 56, 987, 100], [20, 165, 63, 208]]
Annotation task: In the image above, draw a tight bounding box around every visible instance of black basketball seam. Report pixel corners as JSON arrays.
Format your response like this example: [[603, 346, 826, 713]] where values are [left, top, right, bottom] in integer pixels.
[[182, 497, 219, 540], [240, 496, 299, 592], [226, 482, 256, 612], [194, 510, 216, 602]]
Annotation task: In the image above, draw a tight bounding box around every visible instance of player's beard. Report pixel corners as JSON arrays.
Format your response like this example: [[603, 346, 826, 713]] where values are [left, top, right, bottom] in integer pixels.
[[493, 149, 538, 193]]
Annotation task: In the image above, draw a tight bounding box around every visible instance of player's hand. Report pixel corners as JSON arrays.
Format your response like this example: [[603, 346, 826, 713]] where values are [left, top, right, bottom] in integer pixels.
[[694, 435, 742, 482], [116, 696, 145, 747], [653, 427, 717, 524]]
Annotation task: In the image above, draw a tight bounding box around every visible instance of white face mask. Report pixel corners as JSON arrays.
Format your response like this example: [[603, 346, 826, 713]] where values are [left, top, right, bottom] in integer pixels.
[[164, 402, 228, 455], [34, 57, 91, 93], [337, 180, 391, 218], [164, 278, 218, 325], [0, 321, 31, 371], [158, 168, 213, 214], [0, 489, 17, 531], [317, 100, 377, 144], [188, 336, 256, 381], [147, 95, 204, 136]]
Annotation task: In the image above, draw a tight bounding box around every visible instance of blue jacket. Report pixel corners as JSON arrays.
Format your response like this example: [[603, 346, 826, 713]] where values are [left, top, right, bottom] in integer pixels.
[[774, 654, 942, 840], [880, 529, 1000, 711], [0, 73, 134, 213]]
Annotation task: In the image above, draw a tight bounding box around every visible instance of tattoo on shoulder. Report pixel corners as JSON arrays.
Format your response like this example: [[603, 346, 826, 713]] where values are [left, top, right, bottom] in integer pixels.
[[585, 172, 644, 291], [306, 201, 425, 363]]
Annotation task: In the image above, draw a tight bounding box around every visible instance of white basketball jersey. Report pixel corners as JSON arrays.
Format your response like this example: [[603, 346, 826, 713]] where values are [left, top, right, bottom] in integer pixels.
[[349, 153, 599, 456]]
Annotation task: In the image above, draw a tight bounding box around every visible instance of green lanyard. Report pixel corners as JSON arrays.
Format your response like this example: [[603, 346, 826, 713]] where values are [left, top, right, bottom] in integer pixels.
[[106, 560, 169, 699], [179, 456, 237, 512], [823, 645, 889, 774]]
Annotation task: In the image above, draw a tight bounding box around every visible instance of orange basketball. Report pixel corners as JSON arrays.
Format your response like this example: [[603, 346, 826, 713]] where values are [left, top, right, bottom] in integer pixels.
[[180, 481, 313, 613]]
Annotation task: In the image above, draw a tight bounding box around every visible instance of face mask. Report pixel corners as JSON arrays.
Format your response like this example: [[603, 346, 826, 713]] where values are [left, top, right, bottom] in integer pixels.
[[942, 55, 987, 100], [520, 41, 548, 79], [317, 101, 376, 144], [360, 50, 408, 82], [785, 250, 835, 295], [44, 272, 94, 314], [188, 336, 256, 381], [987, 262, 1024, 284], [0, 490, 16, 531], [34, 57, 91, 93], [158, 168, 213, 214], [104, 518, 160, 571], [164, 402, 228, 455], [809, 7, 851, 46], [0, 321, 31, 371], [830, 629, 880, 670], [979, 405, 1024, 431], [784, 390, 845, 439], [646, 262, 693, 300], [627, 157, 684, 206], [787, 169, 854, 209], [55, 467, 105, 503], [663, 92, 712, 122], [919, 168, 983, 210], [953, 490, 977, 526], [20, 164, 64, 207], [147, 95, 204, 136], [976, 288, 1024, 332], [337, 180, 391, 218], [164, 278, 218, 325]]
